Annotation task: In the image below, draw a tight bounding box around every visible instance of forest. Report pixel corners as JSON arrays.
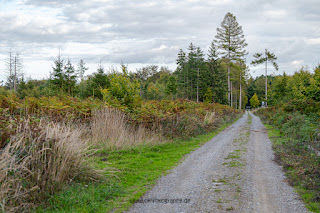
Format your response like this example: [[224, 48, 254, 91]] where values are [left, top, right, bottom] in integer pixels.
[[0, 11, 320, 212]]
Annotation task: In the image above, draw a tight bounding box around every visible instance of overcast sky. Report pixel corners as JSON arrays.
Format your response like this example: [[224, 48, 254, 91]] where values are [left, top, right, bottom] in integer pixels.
[[0, 0, 320, 82]]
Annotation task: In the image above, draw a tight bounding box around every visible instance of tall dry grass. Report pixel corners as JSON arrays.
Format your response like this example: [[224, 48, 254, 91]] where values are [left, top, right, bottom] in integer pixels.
[[91, 108, 163, 148], [0, 119, 100, 212]]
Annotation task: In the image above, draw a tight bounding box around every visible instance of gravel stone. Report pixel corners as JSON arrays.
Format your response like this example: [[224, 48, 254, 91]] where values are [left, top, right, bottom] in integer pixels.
[[127, 111, 310, 213]]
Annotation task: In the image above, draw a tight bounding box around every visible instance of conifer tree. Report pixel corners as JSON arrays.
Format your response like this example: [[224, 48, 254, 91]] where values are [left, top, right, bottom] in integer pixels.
[[64, 59, 77, 95], [77, 59, 88, 82], [251, 49, 278, 106], [176, 49, 187, 98], [51, 52, 65, 93], [214, 12, 248, 106], [207, 42, 228, 104]]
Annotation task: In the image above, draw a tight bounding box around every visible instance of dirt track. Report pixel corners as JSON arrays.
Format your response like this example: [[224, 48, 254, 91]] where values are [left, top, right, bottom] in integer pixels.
[[128, 111, 309, 213]]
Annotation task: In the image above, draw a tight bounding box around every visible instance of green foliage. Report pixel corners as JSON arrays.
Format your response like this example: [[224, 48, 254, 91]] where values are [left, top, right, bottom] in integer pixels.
[[64, 59, 77, 95], [250, 93, 260, 108], [130, 99, 241, 138], [51, 54, 65, 93], [207, 42, 228, 104], [175, 43, 207, 101], [214, 12, 248, 61], [101, 65, 141, 110], [204, 87, 213, 103], [255, 108, 320, 211], [251, 49, 278, 70], [81, 66, 110, 99], [165, 75, 177, 98], [306, 65, 320, 101]]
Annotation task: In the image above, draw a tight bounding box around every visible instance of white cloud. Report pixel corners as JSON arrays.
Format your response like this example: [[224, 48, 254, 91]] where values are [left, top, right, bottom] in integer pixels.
[[305, 38, 320, 45], [263, 9, 287, 19]]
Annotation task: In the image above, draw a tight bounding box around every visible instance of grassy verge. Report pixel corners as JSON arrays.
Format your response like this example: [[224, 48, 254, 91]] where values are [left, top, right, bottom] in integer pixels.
[[263, 123, 320, 213], [37, 114, 242, 213]]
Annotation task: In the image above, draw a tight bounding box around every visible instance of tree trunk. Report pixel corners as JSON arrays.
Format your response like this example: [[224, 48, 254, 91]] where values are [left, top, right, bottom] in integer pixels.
[[197, 68, 199, 102], [230, 81, 233, 108], [265, 59, 268, 107], [14, 56, 17, 92], [228, 65, 230, 106], [239, 71, 242, 109]]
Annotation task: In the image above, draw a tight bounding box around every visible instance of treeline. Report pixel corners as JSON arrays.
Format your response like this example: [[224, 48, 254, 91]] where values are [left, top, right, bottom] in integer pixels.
[[248, 65, 320, 107], [1, 12, 251, 109]]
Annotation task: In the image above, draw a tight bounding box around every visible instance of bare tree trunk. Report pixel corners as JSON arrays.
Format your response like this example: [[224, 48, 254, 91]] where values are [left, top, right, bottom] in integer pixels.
[[9, 51, 12, 90], [265, 59, 268, 107], [197, 68, 199, 102], [239, 71, 242, 109], [230, 81, 233, 108], [235, 88, 237, 109], [228, 65, 230, 106], [14, 56, 17, 92]]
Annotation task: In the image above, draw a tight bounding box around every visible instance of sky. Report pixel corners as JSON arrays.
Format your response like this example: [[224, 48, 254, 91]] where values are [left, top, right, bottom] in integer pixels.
[[0, 0, 320, 83]]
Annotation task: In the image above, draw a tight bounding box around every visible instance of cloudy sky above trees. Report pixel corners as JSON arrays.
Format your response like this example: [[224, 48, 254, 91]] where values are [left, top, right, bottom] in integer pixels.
[[0, 0, 319, 81]]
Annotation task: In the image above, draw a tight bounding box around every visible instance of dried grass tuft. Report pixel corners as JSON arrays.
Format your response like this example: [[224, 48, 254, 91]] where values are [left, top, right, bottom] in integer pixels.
[[91, 108, 163, 148], [0, 119, 100, 212], [204, 111, 217, 125]]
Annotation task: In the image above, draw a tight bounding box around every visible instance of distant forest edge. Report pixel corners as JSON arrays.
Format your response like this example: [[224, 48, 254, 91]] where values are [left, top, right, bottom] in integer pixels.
[[1, 12, 320, 109]]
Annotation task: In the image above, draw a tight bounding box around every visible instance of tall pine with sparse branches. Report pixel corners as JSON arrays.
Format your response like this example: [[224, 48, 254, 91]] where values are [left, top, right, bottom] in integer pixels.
[[251, 49, 278, 106], [214, 12, 248, 107]]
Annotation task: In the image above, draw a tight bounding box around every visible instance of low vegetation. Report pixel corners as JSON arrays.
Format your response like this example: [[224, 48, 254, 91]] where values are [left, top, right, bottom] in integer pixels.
[[38, 120, 240, 212], [255, 104, 320, 212], [0, 92, 241, 212]]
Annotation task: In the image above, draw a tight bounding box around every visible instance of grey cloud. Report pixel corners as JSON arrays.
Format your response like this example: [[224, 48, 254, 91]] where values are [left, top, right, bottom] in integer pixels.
[[0, 0, 320, 81]]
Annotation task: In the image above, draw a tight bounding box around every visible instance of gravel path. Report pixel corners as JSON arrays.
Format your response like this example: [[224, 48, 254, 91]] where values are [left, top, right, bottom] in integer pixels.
[[127, 111, 309, 213]]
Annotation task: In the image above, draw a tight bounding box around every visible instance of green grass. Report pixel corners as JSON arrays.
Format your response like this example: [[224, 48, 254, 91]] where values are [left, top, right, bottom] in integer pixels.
[[264, 124, 320, 213], [37, 116, 241, 213]]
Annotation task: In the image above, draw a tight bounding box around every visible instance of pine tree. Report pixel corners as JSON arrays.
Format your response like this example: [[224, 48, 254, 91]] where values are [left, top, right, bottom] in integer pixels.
[[195, 46, 205, 102], [77, 59, 88, 82], [51, 52, 65, 93], [207, 42, 227, 104], [187, 43, 197, 100], [64, 59, 77, 95], [214, 12, 248, 106], [176, 49, 187, 98], [251, 49, 278, 106]]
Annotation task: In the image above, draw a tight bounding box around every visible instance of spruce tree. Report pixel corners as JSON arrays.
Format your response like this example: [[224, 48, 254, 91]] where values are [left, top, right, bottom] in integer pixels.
[[207, 42, 227, 104], [64, 59, 77, 95], [176, 49, 187, 99], [187, 43, 197, 100], [214, 12, 248, 106], [51, 53, 65, 93]]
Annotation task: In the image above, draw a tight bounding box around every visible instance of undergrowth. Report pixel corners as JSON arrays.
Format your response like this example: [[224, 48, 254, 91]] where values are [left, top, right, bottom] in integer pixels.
[[255, 107, 320, 212], [37, 115, 241, 213], [0, 93, 242, 212]]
